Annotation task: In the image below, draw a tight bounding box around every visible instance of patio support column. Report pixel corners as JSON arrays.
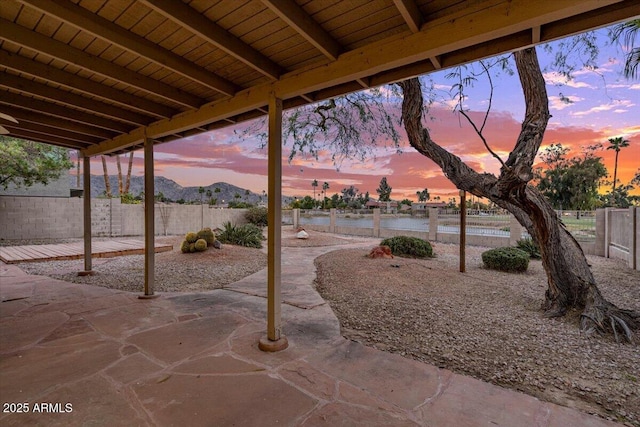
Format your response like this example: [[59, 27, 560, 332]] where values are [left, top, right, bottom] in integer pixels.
[[140, 136, 158, 299], [78, 154, 93, 276], [259, 92, 288, 352]]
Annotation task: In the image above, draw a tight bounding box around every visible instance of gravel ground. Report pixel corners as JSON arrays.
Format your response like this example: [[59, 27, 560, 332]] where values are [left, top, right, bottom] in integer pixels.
[[314, 243, 640, 426], [17, 236, 268, 293]]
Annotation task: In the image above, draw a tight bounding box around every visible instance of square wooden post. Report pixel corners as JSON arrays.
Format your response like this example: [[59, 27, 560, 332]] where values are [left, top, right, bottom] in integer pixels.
[[140, 137, 158, 299], [259, 93, 288, 352], [78, 154, 93, 276]]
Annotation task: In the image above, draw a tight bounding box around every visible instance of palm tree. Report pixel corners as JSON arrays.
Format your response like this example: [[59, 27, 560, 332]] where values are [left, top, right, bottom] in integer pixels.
[[607, 136, 630, 194], [311, 179, 318, 201], [322, 182, 329, 209], [101, 155, 111, 197], [124, 152, 134, 195], [610, 19, 640, 80]]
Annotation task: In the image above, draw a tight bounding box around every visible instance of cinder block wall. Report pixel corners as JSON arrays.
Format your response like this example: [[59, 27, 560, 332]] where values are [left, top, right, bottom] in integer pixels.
[[0, 196, 249, 240]]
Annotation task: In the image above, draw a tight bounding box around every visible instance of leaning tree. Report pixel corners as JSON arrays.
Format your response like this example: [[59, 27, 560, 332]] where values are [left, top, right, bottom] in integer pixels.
[[398, 47, 638, 341]]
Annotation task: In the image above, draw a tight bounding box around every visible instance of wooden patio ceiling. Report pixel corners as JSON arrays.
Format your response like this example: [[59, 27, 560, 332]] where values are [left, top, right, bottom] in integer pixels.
[[1, 0, 638, 157]]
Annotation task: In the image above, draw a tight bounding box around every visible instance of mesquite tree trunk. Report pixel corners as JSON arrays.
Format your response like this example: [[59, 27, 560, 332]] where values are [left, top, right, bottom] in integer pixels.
[[399, 48, 638, 340]]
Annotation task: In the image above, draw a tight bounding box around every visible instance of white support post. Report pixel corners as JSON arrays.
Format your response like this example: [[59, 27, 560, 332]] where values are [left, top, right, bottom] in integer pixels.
[[259, 93, 288, 352], [140, 137, 158, 299]]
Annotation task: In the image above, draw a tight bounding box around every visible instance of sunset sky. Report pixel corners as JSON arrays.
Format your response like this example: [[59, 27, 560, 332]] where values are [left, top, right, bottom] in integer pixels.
[[85, 26, 639, 201]]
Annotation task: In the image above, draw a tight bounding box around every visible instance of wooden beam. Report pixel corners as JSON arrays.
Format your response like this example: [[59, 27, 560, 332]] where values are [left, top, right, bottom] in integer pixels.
[[0, 50, 175, 119], [140, 0, 282, 80], [82, 0, 633, 156], [0, 18, 203, 108], [6, 127, 90, 150], [0, 91, 133, 133], [532, 26, 542, 43], [6, 121, 103, 144], [0, 73, 152, 126], [0, 106, 117, 139], [429, 56, 442, 69], [261, 0, 342, 60], [21, 0, 238, 96], [393, 0, 423, 33]]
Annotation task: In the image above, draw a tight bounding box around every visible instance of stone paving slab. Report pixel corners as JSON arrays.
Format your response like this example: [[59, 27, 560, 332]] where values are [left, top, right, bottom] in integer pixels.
[[0, 245, 623, 427]]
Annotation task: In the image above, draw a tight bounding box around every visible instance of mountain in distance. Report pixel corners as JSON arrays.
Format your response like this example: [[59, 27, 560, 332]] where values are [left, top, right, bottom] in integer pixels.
[[73, 175, 289, 204]]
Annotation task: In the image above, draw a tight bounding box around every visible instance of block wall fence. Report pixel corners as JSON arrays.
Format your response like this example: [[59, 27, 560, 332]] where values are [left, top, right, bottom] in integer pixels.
[[1, 197, 637, 271], [0, 196, 247, 240]]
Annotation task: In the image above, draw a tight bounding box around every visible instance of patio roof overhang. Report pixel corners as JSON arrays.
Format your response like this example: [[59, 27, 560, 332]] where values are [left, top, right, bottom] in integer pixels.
[[2, 0, 638, 156]]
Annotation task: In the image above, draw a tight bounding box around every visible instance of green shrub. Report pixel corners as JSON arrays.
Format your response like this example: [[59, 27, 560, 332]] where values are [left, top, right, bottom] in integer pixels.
[[380, 236, 434, 258], [516, 237, 541, 259], [185, 232, 198, 243], [194, 239, 208, 252], [180, 240, 190, 253], [245, 207, 268, 227], [197, 228, 215, 246], [482, 247, 530, 272], [217, 222, 264, 248]]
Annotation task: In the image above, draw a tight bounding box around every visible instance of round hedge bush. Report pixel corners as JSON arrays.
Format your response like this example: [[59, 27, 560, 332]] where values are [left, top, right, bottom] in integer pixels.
[[379, 236, 434, 258], [481, 247, 530, 272]]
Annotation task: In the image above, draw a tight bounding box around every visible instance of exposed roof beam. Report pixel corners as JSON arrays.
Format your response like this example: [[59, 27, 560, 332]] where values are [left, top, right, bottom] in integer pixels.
[[6, 126, 90, 149], [0, 105, 117, 139], [532, 26, 542, 43], [429, 56, 442, 69], [0, 50, 175, 119], [139, 0, 282, 80], [0, 19, 204, 109], [393, 0, 423, 33], [1, 73, 152, 126], [0, 91, 133, 133], [8, 121, 103, 144], [83, 0, 635, 156], [21, 0, 238, 96], [261, 0, 342, 60]]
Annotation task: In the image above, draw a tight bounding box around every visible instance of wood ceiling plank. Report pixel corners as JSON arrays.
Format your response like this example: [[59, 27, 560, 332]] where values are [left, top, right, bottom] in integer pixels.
[[7, 121, 103, 144], [6, 126, 91, 149], [0, 18, 204, 108], [1, 105, 117, 139], [140, 0, 282, 79], [0, 50, 175, 118], [21, 0, 238, 96], [261, 0, 342, 60], [0, 73, 152, 126], [0, 91, 133, 133]]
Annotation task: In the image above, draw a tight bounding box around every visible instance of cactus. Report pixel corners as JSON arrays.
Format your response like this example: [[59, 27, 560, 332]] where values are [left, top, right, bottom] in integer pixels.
[[189, 243, 196, 253], [185, 232, 198, 243], [195, 239, 208, 252], [180, 240, 190, 253], [197, 228, 215, 246]]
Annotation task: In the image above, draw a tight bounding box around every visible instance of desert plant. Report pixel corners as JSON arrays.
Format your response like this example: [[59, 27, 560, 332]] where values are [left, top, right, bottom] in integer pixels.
[[482, 247, 530, 273], [245, 206, 268, 227], [516, 237, 541, 259], [189, 243, 196, 253], [185, 232, 198, 243], [197, 227, 215, 246], [180, 240, 190, 253], [380, 236, 434, 258], [217, 222, 264, 248], [194, 239, 208, 252]]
